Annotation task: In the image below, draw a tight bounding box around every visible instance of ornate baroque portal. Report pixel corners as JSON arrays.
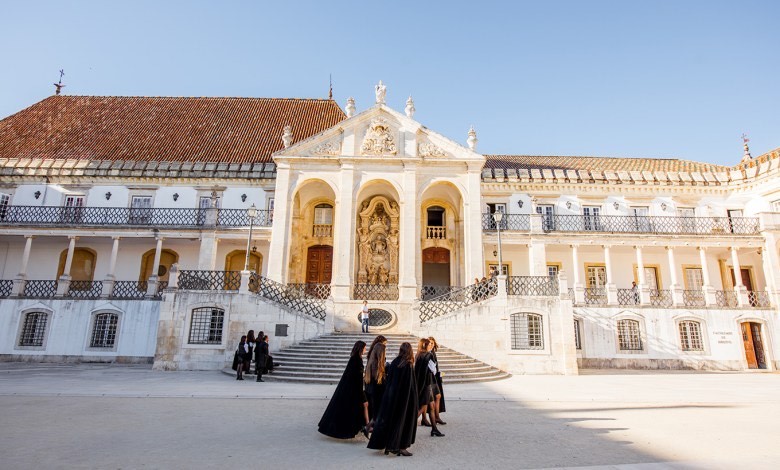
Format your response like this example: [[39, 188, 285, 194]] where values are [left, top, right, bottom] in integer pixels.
[[357, 196, 400, 286]]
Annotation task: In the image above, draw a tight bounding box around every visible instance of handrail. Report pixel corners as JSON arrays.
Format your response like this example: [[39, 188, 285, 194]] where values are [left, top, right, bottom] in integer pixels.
[[419, 278, 498, 322]]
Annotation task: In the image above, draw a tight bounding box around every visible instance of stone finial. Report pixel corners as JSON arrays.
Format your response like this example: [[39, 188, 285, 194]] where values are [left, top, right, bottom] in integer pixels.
[[741, 133, 752, 163], [375, 80, 387, 104], [282, 125, 293, 148], [345, 97, 356, 118], [405, 95, 415, 118], [467, 125, 478, 151]]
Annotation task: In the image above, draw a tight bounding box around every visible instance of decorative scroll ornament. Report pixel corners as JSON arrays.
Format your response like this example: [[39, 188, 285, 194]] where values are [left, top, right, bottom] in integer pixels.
[[418, 142, 446, 158], [313, 141, 341, 156], [361, 117, 397, 156]]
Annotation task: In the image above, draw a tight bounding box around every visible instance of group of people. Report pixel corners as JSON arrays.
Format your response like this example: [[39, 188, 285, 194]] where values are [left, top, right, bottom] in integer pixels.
[[232, 330, 274, 382], [317, 335, 447, 457]]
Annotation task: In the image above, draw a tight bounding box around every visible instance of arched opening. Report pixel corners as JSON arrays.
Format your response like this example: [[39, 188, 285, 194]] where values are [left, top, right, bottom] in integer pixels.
[[313, 203, 334, 237], [224, 250, 263, 274], [421, 247, 451, 299], [741, 321, 767, 369], [288, 179, 337, 284], [139, 249, 179, 283], [57, 248, 97, 281], [420, 181, 465, 287]]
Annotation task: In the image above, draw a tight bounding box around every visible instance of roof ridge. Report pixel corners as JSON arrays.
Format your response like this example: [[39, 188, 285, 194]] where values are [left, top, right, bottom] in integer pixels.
[[51, 95, 336, 102], [486, 154, 695, 162]]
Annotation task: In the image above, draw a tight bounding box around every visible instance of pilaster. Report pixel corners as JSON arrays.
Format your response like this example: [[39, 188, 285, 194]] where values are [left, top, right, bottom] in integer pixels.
[[331, 162, 356, 301], [267, 163, 293, 283]]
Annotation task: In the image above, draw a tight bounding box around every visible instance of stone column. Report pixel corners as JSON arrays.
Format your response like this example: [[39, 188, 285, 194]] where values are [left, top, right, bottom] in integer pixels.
[[146, 237, 163, 297], [528, 241, 547, 276], [635, 245, 650, 304], [571, 245, 584, 304], [464, 164, 485, 284], [699, 247, 717, 306], [760, 232, 780, 307], [101, 236, 120, 298], [398, 162, 419, 301], [197, 233, 218, 270], [667, 246, 684, 306], [604, 245, 618, 304], [12, 235, 34, 296], [267, 163, 293, 283], [330, 162, 356, 301], [56, 236, 77, 296], [731, 246, 748, 306]]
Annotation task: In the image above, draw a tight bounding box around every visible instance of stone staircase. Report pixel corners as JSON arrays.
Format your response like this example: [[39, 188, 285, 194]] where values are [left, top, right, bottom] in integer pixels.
[[257, 332, 510, 384]]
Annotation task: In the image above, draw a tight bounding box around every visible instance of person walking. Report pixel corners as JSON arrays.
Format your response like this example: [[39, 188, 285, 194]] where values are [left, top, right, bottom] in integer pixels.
[[415, 338, 444, 437], [367, 342, 418, 457], [364, 342, 387, 430], [318, 341, 370, 439], [255, 334, 269, 382], [361, 300, 370, 333], [428, 337, 446, 425]]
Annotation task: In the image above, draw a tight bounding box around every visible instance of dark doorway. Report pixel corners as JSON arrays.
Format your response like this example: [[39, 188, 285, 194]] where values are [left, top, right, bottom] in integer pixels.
[[422, 247, 450, 299], [741, 322, 766, 369]]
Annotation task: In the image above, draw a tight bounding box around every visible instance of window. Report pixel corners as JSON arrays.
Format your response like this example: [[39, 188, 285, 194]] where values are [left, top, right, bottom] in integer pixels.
[[586, 265, 607, 288], [485, 203, 507, 229], [130, 196, 153, 224], [772, 200, 780, 213], [537, 204, 555, 231], [90, 313, 119, 348], [547, 265, 559, 278], [314, 204, 333, 225], [511, 313, 544, 350], [677, 208, 696, 233], [679, 320, 704, 351], [62, 195, 85, 223], [19, 312, 48, 347], [617, 319, 642, 351], [574, 319, 582, 350], [630, 206, 651, 231], [426, 206, 445, 227], [188, 307, 225, 344], [684, 268, 704, 290], [727, 209, 744, 234], [0, 193, 9, 220], [583, 206, 602, 231], [487, 263, 509, 276], [267, 197, 275, 223]]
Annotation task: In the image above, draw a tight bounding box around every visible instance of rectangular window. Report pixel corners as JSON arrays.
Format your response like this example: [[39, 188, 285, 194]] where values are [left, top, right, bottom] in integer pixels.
[[313, 205, 333, 225], [547, 265, 559, 278], [0, 193, 9, 220], [19, 312, 48, 347], [679, 321, 704, 351], [188, 308, 225, 345], [617, 319, 643, 351], [487, 263, 509, 276], [130, 196, 153, 224], [642, 267, 660, 290], [772, 200, 780, 213], [583, 206, 602, 231], [537, 204, 555, 231], [267, 197, 275, 223], [511, 313, 544, 350], [586, 265, 607, 287], [630, 206, 651, 231], [62, 195, 85, 224], [574, 319, 582, 350], [486, 203, 507, 230], [90, 313, 119, 348], [677, 207, 696, 233], [684, 268, 704, 290]]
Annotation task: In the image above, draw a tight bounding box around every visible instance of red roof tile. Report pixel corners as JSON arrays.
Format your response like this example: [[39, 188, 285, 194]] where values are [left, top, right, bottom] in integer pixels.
[[0, 95, 346, 163], [485, 154, 729, 173]]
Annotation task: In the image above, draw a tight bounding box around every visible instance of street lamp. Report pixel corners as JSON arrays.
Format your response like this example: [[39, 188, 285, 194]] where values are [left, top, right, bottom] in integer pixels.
[[244, 204, 258, 272], [493, 210, 504, 276]]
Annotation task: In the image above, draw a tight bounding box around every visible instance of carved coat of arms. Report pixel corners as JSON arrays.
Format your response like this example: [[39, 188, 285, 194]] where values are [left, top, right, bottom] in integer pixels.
[[361, 118, 397, 156]]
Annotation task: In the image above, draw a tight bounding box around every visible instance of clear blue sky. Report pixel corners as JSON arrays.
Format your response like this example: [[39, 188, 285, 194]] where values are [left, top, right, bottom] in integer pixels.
[[1, 0, 778, 165]]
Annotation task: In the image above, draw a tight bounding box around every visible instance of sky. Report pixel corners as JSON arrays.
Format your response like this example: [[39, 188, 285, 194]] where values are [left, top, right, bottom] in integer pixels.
[[1, 0, 778, 165]]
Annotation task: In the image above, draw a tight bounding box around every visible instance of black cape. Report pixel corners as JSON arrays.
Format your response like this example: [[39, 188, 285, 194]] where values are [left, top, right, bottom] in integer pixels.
[[318, 355, 366, 439], [414, 352, 435, 405], [365, 370, 386, 421], [255, 342, 269, 374], [367, 356, 418, 451], [431, 350, 446, 413]]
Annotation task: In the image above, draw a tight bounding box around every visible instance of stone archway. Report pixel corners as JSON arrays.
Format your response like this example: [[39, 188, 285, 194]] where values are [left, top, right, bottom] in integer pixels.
[[224, 250, 263, 274], [139, 249, 179, 283]]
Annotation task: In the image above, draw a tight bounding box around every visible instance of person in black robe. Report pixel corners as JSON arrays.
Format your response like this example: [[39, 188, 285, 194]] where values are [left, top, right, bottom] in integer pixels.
[[367, 342, 418, 457], [234, 335, 249, 380], [245, 330, 255, 375], [429, 336, 446, 423], [318, 341, 370, 439], [364, 342, 387, 429], [415, 338, 444, 437], [255, 334, 269, 382]]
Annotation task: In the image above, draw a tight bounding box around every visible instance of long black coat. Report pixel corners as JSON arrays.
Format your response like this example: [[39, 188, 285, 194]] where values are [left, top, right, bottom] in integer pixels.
[[431, 350, 446, 413], [318, 355, 367, 439], [255, 341, 269, 374], [364, 369, 387, 421], [367, 356, 418, 451], [414, 352, 435, 405]]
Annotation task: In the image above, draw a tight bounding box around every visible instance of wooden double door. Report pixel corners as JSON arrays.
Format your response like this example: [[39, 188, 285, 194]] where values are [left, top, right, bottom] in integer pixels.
[[306, 245, 333, 285], [741, 322, 767, 369]]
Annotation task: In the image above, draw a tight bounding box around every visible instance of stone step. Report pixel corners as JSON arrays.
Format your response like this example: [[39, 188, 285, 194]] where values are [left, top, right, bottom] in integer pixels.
[[272, 355, 479, 365], [268, 362, 497, 373]]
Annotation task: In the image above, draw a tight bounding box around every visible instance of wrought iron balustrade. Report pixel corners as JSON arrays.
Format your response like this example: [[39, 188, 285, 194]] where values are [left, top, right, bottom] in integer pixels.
[[715, 290, 738, 308], [286, 283, 331, 299], [683, 290, 706, 307], [178, 270, 241, 290], [568, 287, 575, 302], [353, 284, 399, 301], [65, 280, 103, 299], [506, 276, 559, 296], [312, 224, 333, 238], [425, 226, 447, 239], [649, 289, 673, 307], [0, 279, 12, 298], [155, 281, 168, 299], [419, 277, 498, 322], [544, 215, 760, 235], [583, 288, 607, 305], [747, 290, 770, 308], [0, 206, 274, 229], [110, 281, 149, 299], [23, 280, 58, 298], [254, 276, 326, 320], [421, 285, 459, 300], [481, 213, 530, 231], [617, 288, 640, 306]]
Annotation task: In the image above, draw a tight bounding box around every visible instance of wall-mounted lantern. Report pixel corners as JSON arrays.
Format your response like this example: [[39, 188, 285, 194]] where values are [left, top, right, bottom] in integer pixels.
[[173, 193, 179, 202], [517, 200, 523, 208], [105, 192, 112, 200], [613, 201, 619, 210], [34, 191, 41, 199], [241, 193, 247, 203], [660, 202, 667, 211]]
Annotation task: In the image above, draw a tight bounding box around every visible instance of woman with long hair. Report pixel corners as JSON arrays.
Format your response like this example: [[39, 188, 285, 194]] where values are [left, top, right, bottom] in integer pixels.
[[234, 335, 249, 380], [428, 337, 446, 425], [366, 335, 387, 360], [245, 330, 255, 376], [364, 342, 387, 430], [415, 338, 444, 437], [255, 334, 269, 382], [368, 342, 418, 457], [318, 340, 370, 439]]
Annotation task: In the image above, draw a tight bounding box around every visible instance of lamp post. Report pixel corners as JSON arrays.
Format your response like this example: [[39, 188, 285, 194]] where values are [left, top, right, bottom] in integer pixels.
[[244, 204, 258, 272], [493, 210, 504, 276]]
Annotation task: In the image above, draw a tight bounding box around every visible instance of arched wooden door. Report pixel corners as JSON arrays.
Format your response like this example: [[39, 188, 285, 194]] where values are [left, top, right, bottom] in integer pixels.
[[741, 322, 767, 369], [306, 245, 333, 285]]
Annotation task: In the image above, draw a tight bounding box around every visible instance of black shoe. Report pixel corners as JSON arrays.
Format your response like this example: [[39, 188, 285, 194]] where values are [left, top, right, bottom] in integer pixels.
[[431, 429, 444, 437], [256, 377, 264, 382], [436, 419, 447, 425], [420, 420, 431, 427], [361, 425, 370, 439], [398, 449, 413, 456]]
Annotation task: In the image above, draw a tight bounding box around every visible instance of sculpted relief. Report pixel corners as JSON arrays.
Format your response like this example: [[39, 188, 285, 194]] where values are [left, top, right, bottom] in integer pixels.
[[360, 118, 397, 156], [357, 196, 399, 285]]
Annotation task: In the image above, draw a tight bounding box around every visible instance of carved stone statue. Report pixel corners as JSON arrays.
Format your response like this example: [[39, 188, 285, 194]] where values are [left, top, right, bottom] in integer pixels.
[[356, 196, 399, 285], [405, 95, 415, 118], [375, 80, 387, 104], [345, 97, 356, 118], [467, 125, 477, 151]]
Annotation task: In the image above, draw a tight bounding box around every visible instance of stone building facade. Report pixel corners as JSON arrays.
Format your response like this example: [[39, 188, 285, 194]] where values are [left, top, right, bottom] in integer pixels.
[[0, 83, 778, 374]]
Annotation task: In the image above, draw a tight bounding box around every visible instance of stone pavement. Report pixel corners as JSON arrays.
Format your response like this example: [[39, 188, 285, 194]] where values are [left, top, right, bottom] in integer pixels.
[[0, 364, 778, 469]]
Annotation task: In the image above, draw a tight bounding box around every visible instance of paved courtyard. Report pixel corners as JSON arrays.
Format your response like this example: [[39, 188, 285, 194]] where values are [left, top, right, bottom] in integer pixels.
[[0, 364, 778, 469]]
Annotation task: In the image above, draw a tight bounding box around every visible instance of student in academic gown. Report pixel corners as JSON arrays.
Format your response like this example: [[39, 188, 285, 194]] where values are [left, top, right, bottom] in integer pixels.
[[364, 342, 387, 429], [428, 336, 446, 424], [317, 341, 370, 439], [367, 342, 418, 457], [255, 334, 269, 382], [415, 338, 444, 437]]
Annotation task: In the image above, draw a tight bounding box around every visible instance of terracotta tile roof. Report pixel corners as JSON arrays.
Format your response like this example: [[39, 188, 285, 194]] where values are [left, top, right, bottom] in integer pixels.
[[0, 95, 346, 163], [485, 154, 730, 173]]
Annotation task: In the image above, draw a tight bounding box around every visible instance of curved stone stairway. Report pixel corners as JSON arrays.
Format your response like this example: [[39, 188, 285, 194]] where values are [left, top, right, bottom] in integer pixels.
[[243, 333, 510, 384]]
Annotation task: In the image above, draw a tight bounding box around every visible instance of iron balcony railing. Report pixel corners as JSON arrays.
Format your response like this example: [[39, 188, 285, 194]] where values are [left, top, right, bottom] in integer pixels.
[[715, 290, 738, 308], [683, 290, 706, 307], [251, 273, 326, 321], [23, 280, 58, 298], [747, 290, 771, 308], [421, 285, 459, 300], [286, 283, 331, 299], [353, 284, 399, 301], [0, 206, 273, 229], [419, 277, 498, 322], [65, 280, 103, 299], [110, 281, 149, 300], [481, 213, 530, 231], [506, 276, 559, 296], [584, 287, 607, 305], [649, 289, 673, 307], [178, 270, 241, 291], [0, 279, 12, 298], [617, 288, 640, 306]]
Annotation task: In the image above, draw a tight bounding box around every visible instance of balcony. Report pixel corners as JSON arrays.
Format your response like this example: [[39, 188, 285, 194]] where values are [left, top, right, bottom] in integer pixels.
[[425, 226, 447, 239], [0, 206, 274, 229], [312, 224, 333, 238], [481, 214, 760, 235]]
